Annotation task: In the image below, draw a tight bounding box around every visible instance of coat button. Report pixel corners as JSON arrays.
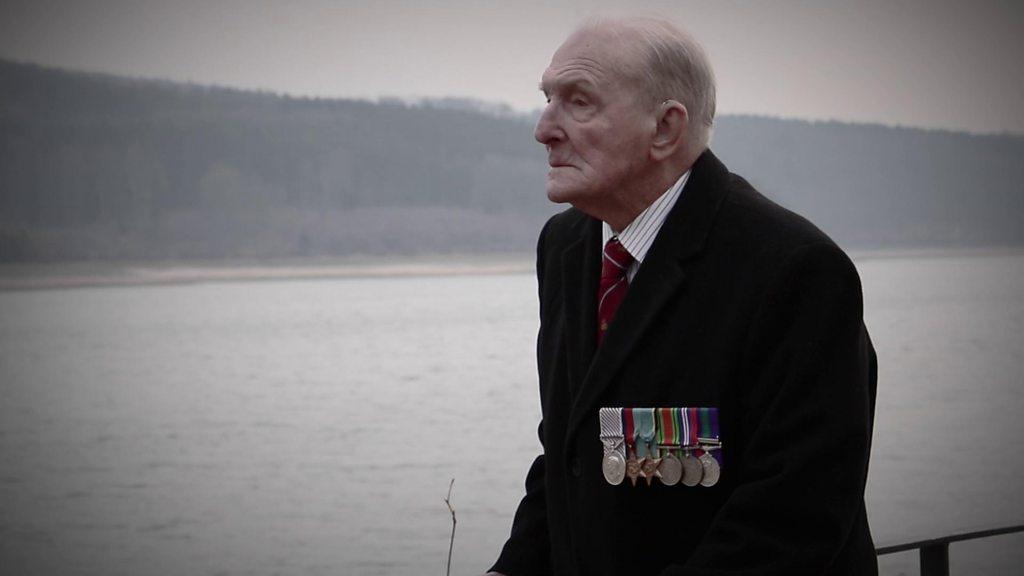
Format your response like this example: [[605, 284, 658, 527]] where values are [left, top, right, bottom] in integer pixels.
[[570, 457, 582, 477]]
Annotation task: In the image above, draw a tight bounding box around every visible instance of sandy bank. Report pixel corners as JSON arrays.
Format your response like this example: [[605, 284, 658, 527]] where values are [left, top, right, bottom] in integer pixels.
[[2, 246, 1021, 291], [0, 253, 535, 291]]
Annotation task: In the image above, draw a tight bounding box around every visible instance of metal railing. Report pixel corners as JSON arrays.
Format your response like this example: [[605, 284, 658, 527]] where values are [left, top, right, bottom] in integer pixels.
[[875, 524, 1024, 576]]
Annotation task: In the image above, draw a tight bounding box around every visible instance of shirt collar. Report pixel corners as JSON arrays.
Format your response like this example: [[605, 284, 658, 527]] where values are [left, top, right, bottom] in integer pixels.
[[602, 169, 690, 265]]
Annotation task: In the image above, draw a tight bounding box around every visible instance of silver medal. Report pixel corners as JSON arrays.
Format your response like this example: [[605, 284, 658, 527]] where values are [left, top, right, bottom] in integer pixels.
[[658, 452, 682, 486], [602, 451, 626, 485], [681, 452, 703, 487], [698, 452, 720, 487]]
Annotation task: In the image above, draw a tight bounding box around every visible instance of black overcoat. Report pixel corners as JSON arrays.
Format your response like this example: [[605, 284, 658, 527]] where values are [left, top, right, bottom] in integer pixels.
[[491, 150, 878, 575]]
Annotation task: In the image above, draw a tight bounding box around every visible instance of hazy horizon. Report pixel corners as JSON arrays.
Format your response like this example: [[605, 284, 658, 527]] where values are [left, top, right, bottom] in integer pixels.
[[2, 0, 1022, 135], [6, 55, 1023, 140]]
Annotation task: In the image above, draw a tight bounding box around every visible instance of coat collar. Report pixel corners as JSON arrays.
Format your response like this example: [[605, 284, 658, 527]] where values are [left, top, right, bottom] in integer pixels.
[[560, 149, 732, 443]]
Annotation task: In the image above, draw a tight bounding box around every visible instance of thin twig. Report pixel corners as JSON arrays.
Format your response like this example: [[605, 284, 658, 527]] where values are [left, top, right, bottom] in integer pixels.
[[444, 478, 457, 576]]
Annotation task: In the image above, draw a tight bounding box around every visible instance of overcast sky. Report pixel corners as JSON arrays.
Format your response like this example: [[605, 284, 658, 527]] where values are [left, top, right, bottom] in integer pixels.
[[2, 0, 1022, 134]]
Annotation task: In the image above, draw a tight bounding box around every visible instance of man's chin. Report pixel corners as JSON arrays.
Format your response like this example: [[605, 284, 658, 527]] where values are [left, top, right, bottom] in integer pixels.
[[546, 186, 576, 205], [545, 178, 583, 205]]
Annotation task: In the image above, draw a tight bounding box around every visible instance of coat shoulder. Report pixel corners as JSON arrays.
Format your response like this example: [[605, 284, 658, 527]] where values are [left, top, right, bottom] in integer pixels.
[[715, 170, 853, 272], [540, 206, 592, 248]]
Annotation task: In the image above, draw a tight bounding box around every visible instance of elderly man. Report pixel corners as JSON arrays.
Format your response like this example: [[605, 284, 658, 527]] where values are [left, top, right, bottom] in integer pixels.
[[487, 17, 878, 576]]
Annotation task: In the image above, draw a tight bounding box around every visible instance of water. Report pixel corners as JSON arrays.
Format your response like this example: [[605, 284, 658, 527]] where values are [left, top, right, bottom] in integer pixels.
[[1, 253, 1022, 575], [860, 253, 1024, 575]]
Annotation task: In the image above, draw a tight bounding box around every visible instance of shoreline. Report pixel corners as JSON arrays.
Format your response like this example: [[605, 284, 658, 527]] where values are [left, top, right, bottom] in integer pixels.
[[847, 245, 1024, 262], [0, 253, 535, 291], [1, 246, 1021, 292]]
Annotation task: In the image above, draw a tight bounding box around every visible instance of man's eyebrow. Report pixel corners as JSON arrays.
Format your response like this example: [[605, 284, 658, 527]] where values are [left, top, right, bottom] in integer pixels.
[[539, 75, 595, 94]]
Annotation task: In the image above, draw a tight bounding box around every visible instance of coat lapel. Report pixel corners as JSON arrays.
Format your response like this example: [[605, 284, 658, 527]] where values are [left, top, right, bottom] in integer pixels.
[[564, 150, 732, 444], [560, 216, 601, 398]]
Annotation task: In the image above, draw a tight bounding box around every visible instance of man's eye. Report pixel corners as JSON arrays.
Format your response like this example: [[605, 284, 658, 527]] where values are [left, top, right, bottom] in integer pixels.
[[572, 98, 589, 107]]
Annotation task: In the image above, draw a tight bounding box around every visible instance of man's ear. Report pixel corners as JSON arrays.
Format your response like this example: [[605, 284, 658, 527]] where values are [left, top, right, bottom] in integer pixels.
[[651, 100, 689, 161]]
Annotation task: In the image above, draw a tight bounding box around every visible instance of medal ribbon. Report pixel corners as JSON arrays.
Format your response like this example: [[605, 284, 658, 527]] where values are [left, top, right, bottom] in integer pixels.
[[623, 407, 637, 457], [678, 407, 690, 448], [657, 407, 679, 449], [673, 407, 685, 455], [634, 408, 656, 459], [686, 407, 700, 453], [599, 407, 626, 461], [698, 407, 722, 465], [698, 407, 712, 440]]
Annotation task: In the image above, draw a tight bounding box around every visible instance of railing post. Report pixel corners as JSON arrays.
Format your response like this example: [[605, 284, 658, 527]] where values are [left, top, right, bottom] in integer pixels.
[[919, 542, 949, 576]]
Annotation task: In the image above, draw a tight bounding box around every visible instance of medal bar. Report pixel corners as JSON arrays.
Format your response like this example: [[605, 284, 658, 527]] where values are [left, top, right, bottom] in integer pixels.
[[597, 406, 723, 488]]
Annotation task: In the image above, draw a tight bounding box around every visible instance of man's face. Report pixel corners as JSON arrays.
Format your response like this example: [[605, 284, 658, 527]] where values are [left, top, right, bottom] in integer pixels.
[[536, 28, 653, 213]]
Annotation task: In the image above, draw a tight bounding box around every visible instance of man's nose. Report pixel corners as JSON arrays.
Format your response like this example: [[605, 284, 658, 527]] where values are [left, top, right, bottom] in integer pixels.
[[534, 102, 562, 145]]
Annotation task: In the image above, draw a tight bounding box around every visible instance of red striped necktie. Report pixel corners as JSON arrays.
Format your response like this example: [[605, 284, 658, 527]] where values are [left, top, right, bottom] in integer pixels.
[[597, 236, 634, 345]]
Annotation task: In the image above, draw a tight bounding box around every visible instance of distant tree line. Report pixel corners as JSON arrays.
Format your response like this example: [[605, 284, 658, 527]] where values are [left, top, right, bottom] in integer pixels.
[[0, 59, 1021, 262]]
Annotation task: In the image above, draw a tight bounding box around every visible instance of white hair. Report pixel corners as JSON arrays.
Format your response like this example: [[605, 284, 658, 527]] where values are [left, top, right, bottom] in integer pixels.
[[578, 17, 717, 150]]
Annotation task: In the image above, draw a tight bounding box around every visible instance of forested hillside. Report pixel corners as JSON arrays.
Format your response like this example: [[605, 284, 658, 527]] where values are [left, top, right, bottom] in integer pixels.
[[1, 59, 1021, 262]]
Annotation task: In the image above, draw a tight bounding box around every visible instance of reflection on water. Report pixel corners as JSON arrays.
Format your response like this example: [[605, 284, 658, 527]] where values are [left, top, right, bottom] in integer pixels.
[[1, 253, 1022, 575]]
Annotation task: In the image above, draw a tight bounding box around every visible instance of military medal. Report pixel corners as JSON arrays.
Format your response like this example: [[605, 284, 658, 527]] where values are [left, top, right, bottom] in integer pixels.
[[603, 451, 626, 485], [697, 407, 722, 488], [681, 451, 704, 486], [656, 407, 682, 485], [698, 449, 720, 487], [634, 408, 661, 486], [625, 450, 643, 486], [679, 407, 703, 487], [658, 453, 682, 485], [599, 407, 627, 485], [623, 408, 643, 487], [641, 456, 662, 485]]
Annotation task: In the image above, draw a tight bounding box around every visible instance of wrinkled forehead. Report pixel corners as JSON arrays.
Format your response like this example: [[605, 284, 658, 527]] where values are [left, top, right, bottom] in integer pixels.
[[540, 26, 644, 95]]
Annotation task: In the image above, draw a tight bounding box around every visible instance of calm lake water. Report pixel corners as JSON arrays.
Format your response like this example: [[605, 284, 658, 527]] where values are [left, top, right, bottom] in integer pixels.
[[1, 252, 1022, 575]]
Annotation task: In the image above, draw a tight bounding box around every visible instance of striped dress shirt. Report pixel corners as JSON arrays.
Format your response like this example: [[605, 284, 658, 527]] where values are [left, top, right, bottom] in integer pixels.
[[602, 169, 691, 281]]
